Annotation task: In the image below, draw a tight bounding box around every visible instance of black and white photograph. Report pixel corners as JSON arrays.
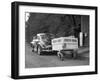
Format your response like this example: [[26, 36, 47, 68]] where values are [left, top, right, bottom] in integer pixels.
[[11, 2, 97, 79], [25, 13, 90, 68]]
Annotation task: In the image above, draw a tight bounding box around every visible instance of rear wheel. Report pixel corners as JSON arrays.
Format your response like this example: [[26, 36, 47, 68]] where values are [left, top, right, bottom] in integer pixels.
[[72, 50, 77, 59], [37, 45, 42, 55]]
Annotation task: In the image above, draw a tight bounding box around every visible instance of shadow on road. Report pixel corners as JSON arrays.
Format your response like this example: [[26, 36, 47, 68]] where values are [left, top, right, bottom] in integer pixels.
[[40, 51, 57, 56]]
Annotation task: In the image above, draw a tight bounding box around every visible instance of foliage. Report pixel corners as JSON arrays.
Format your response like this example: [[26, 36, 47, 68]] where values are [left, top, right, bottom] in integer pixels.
[[25, 13, 81, 43]]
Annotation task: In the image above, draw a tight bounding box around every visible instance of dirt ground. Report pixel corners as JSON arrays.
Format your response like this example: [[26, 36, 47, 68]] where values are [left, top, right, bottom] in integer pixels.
[[25, 43, 89, 68]]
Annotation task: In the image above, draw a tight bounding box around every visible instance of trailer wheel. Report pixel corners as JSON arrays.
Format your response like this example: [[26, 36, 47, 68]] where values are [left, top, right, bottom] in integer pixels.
[[37, 45, 42, 55], [72, 49, 77, 59], [57, 51, 64, 61]]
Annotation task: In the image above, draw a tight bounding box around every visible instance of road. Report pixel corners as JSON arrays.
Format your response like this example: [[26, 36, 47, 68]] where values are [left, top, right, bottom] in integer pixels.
[[25, 43, 89, 68]]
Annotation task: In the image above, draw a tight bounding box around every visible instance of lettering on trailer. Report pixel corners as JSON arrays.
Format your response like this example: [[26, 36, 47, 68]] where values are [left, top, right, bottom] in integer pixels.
[[52, 38, 78, 43], [64, 39, 77, 42]]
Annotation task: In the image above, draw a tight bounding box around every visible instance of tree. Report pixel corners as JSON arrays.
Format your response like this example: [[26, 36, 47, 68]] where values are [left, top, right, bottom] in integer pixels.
[[25, 13, 81, 43]]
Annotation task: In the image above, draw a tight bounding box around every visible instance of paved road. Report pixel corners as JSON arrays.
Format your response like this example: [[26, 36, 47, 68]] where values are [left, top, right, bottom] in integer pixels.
[[25, 43, 89, 68]]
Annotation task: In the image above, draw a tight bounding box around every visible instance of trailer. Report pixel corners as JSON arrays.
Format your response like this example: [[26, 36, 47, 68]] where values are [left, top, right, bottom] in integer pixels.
[[52, 37, 78, 60]]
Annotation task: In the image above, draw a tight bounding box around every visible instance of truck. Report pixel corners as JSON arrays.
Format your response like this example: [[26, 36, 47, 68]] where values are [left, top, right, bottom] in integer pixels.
[[30, 33, 55, 55], [31, 33, 78, 61]]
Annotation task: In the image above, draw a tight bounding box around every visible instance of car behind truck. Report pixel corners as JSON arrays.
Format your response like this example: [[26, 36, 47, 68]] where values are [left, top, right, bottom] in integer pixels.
[[31, 33, 78, 61]]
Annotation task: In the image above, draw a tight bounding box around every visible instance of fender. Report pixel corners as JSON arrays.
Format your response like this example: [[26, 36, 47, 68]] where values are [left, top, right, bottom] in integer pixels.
[[38, 42, 45, 48]]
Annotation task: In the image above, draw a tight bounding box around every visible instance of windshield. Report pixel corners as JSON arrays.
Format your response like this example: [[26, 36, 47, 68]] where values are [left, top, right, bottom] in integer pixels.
[[41, 35, 46, 39]]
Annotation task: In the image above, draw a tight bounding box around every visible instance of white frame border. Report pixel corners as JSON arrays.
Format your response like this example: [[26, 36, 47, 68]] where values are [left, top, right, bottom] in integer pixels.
[[19, 5, 95, 76]]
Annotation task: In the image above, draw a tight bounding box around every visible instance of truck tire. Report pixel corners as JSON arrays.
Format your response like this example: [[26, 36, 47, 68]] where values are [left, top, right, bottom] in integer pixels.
[[37, 45, 42, 55], [34, 46, 37, 52]]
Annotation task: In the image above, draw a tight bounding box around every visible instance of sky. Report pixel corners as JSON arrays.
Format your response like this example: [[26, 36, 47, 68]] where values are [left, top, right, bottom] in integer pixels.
[[25, 13, 30, 22]]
